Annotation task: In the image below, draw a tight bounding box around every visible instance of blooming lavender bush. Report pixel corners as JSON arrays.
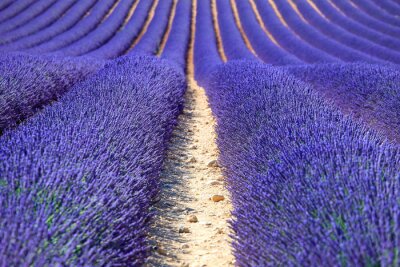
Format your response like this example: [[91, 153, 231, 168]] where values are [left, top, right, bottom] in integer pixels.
[[287, 63, 400, 143], [206, 61, 400, 266], [0, 55, 185, 266], [0, 53, 102, 133]]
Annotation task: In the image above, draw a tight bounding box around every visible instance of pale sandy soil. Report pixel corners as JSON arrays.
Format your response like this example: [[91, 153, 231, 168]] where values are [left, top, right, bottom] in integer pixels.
[[147, 0, 234, 265], [146, 79, 234, 267]]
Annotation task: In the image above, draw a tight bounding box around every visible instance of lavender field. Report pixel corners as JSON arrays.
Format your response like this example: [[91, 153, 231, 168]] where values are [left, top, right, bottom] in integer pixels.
[[0, 0, 399, 266]]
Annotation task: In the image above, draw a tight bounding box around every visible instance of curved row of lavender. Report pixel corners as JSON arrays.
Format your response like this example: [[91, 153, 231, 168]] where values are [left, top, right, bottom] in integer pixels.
[[0, 53, 102, 133], [0, 55, 185, 265], [1, 0, 400, 265], [207, 61, 400, 266]]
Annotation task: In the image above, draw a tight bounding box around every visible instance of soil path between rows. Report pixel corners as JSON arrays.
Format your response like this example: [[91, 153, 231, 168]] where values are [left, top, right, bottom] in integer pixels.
[[146, 78, 234, 266]]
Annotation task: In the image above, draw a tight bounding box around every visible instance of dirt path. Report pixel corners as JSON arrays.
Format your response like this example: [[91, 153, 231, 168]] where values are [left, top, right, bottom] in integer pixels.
[[147, 0, 234, 265], [146, 78, 234, 266]]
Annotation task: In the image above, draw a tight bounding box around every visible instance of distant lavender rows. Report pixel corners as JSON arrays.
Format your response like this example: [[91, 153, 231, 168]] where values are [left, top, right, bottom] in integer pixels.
[[1, 0, 399, 63]]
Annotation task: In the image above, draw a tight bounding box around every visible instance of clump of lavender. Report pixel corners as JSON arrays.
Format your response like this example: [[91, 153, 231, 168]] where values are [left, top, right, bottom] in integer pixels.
[[207, 61, 400, 267], [0, 55, 185, 266], [287, 63, 400, 143], [0, 52, 102, 133]]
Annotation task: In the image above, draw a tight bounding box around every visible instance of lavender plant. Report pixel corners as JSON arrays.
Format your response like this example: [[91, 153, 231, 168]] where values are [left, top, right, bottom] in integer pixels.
[[0, 52, 102, 133], [206, 61, 400, 266], [287, 63, 400, 143], [130, 0, 173, 55], [0, 55, 185, 266], [234, 0, 302, 65], [161, 0, 191, 69]]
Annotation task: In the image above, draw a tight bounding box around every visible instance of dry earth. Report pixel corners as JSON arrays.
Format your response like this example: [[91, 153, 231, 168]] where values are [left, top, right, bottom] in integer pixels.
[[146, 78, 234, 267], [147, 0, 234, 265]]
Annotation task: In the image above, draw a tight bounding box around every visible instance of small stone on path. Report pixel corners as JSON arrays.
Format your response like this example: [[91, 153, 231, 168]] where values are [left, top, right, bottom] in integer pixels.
[[211, 195, 225, 202], [199, 221, 212, 227], [157, 247, 168, 256], [178, 226, 191, 233], [187, 214, 198, 223], [207, 160, 219, 167], [207, 180, 221, 186], [215, 228, 224, 234]]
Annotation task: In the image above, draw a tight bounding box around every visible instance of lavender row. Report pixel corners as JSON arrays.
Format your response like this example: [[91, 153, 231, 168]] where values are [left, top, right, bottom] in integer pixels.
[[372, 0, 400, 15], [0, 0, 96, 52], [216, 0, 256, 61], [0, 0, 74, 44], [273, 0, 380, 63], [289, 0, 400, 64], [86, 0, 154, 59], [0, 0, 13, 13], [311, 0, 400, 52], [333, 0, 400, 38], [0, 0, 34, 24], [27, 0, 116, 55], [130, 0, 173, 55], [0, 0, 56, 35], [194, 0, 223, 85], [206, 61, 400, 266], [234, 0, 302, 65], [351, 0, 400, 28], [0, 55, 186, 266], [0, 52, 102, 133], [161, 0, 191, 69], [286, 63, 400, 143], [253, 0, 337, 63], [53, 0, 134, 57]]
